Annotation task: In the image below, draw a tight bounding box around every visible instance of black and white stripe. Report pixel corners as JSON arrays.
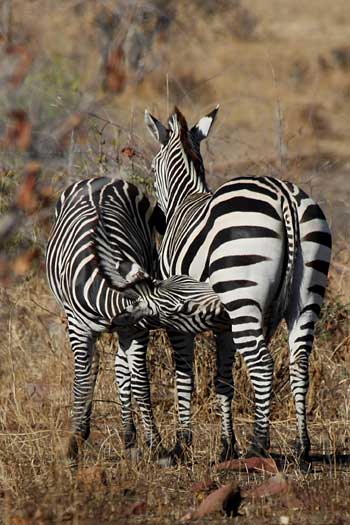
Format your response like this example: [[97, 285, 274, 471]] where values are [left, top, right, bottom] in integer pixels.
[[145, 106, 332, 460], [46, 176, 229, 461]]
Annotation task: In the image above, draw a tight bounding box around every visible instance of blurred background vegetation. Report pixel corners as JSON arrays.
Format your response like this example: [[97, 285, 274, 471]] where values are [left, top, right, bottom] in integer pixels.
[[0, 0, 349, 289]]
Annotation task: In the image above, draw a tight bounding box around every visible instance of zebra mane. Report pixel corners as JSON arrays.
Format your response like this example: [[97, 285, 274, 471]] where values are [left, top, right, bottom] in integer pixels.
[[170, 107, 208, 188]]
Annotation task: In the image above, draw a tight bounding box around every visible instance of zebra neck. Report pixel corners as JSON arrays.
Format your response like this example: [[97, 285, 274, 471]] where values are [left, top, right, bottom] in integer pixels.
[[164, 158, 208, 222]]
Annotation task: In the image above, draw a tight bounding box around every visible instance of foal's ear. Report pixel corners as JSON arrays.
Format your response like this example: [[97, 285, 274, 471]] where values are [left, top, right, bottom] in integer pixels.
[[191, 105, 219, 142], [145, 110, 169, 145]]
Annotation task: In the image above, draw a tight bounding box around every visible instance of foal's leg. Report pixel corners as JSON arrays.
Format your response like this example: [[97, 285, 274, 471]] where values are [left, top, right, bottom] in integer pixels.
[[115, 336, 136, 449], [214, 331, 238, 460], [167, 331, 195, 457], [118, 329, 162, 451]]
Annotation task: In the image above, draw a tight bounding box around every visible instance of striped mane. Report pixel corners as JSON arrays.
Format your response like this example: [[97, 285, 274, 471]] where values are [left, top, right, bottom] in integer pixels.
[[170, 106, 207, 188]]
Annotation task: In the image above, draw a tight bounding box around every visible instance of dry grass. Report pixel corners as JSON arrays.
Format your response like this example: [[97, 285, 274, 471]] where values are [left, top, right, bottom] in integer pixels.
[[1, 0, 350, 523], [0, 274, 349, 524]]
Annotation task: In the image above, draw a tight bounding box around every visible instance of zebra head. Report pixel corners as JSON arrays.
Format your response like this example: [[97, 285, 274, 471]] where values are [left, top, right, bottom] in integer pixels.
[[112, 274, 228, 333], [145, 106, 219, 218]]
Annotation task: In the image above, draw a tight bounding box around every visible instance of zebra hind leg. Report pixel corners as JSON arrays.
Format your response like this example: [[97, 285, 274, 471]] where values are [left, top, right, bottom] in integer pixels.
[[231, 321, 274, 457], [286, 308, 319, 463], [118, 329, 169, 461], [67, 320, 99, 464], [214, 331, 239, 461]]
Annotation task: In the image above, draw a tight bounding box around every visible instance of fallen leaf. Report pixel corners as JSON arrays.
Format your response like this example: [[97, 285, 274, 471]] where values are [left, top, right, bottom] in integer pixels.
[[121, 146, 136, 158], [244, 473, 287, 499], [15, 162, 41, 213], [103, 46, 126, 93], [215, 456, 279, 475], [181, 483, 241, 521], [124, 500, 147, 516], [9, 517, 31, 525], [5, 43, 33, 87], [12, 247, 41, 276], [2, 110, 32, 150], [191, 479, 216, 492]]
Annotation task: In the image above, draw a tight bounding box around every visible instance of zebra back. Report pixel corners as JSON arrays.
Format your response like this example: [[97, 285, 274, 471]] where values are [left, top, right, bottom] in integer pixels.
[[46, 177, 158, 332]]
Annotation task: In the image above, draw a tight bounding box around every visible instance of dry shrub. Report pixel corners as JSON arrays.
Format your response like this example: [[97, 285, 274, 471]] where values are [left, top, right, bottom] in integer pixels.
[[332, 46, 350, 71], [230, 6, 259, 41]]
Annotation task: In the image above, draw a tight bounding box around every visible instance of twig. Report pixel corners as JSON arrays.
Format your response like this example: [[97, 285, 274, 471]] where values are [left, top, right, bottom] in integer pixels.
[[30, 297, 61, 318], [2, 0, 12, 43], [330, 335, 350, 359]]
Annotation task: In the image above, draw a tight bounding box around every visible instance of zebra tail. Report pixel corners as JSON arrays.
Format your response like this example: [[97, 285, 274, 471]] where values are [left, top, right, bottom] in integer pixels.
[[93, 212, 144, 299], [266, 192, 299, 342]]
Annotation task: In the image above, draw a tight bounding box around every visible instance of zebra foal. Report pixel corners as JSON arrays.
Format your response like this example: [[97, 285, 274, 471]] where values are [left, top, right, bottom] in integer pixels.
[[46, 176, 227, 461], [145, 106, 332, 461]]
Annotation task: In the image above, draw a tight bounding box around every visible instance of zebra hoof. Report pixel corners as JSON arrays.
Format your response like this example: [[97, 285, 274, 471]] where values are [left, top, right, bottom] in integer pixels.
[[156, 451, 177, 468], [151, 444, 177, 467], [67, 433, 85, 465], [123, 426, 137, 449], [170, 430, 193, 464], [294, 440, 311, 469], [245, 443, 269, 458], [219, 438, 239, 462], [126, 447, 142, 462], [144, 438, 174, 466]]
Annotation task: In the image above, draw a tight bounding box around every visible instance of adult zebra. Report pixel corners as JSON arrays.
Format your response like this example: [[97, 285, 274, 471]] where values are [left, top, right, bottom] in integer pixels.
[[46, 176, 228, 462], [145, 106, 332, 460]]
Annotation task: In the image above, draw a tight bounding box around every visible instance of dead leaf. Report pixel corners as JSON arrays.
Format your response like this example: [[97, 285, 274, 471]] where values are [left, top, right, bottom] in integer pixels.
[[103, 46, 126, 93], [12, 247, 41, 276], [244, 473, 288, 499], [124, 500, 147, 516], [15, 162, 41, 213], [215, 456, 279, 475], [6, 43, 33, 87], [181, 483, 241, 521], [191, 479, 216, 492], [9, 518, 31, 525], [121, 146, 136, 158], [2, 110, 32, 151]]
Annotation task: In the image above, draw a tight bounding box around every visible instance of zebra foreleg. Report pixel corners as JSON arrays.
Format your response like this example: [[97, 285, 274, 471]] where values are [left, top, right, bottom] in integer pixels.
[[67, 321, 98, 462], [118, 329, 164, 456], [214, 331, 239, 460], [168, 331, 195, 461], [238, 331, 274, 457]]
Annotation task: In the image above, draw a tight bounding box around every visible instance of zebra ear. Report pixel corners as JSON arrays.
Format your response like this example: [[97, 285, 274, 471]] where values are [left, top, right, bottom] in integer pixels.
[[145, 111, 169, 145], [191, 105, 219, 142]]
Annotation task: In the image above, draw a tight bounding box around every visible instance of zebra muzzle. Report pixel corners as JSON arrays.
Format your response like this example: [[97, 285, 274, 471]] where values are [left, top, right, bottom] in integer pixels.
[[112, 301, 156, 328]]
